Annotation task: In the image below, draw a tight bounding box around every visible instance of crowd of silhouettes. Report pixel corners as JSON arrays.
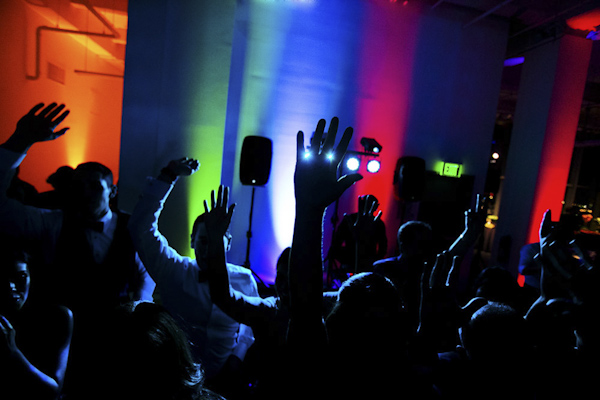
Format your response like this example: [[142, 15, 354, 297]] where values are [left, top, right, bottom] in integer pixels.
[[1, 103, 599, 399]]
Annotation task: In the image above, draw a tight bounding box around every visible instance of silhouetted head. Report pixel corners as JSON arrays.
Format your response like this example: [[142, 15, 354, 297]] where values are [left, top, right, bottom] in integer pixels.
[[0, 238, 31, 316], [326, 272, 405, 350], [100, 301, 204, 400], [473, 266, 521, 307], [397, 220, 433, 260], [67, 162, 116, 219], [46, 165, 75, 191], [190, 214, 232, 262], [459, 302, 526, 364]]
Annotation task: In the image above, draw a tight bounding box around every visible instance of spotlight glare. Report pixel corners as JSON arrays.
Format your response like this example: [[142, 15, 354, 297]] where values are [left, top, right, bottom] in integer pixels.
[[492, 152, 500, 160], [304, 151, 310, 159], [346, 156, 360, 171], [327, 152, 334, 161], [366, 159, 381, 173]]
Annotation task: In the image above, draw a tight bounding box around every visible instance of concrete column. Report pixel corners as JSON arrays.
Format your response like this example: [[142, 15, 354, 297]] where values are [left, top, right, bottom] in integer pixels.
[[493, 34, 592, 273]]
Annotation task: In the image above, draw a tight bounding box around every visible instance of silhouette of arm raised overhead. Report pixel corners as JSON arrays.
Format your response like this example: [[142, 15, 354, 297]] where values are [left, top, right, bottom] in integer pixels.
[[0, 103, 70, 250]]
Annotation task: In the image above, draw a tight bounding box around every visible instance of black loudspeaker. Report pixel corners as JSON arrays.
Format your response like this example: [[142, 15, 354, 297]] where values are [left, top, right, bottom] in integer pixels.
[[240, 136, 273, 186], [394, 156, 426, 201]]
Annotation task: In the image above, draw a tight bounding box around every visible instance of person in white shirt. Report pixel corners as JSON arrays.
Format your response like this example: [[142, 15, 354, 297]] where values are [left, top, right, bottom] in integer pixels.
[[127, 157, 258, 388]]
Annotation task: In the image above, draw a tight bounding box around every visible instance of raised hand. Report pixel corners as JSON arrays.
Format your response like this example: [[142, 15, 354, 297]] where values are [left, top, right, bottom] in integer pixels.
[[294, 117, 362, 211], [352, 194, 381, 236], [0, 315, 17, 357], [166, 157, 200, 177], [418, 251, 462, 347], [157, 157, 199, 183], [203, 185, 236, 241], [538, 209, 593, 303], [464, 194, 487, 236], [4, 103, 70, 152]]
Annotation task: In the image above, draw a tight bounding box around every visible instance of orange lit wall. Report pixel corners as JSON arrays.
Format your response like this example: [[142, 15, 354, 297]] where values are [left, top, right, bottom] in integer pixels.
[[0, 0, 125, 191]]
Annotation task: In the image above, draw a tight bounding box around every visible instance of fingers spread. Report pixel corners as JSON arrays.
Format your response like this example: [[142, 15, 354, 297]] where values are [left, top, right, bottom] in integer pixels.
[[39, 102, 58, 117], [334, 126, 353, 161], [28, 103, 45, 115], [311, 119, 327, 155], [47, 104, 66, 121], [322, 117, 338, 153]]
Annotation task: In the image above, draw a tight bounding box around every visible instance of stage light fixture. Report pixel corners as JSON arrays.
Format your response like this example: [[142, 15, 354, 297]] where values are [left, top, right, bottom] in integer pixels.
[[360, 138, 382, 154], [346, 156, 360, 171], [366, 159, 381, 173]]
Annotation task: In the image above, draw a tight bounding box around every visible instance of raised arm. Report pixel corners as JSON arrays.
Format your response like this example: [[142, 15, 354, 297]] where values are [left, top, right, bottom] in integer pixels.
[[446, 194, 486, 261], [1, 103, 70, 153], [127, 158, 199, 280], [352, 194, 382, 273], [288, 117, 362, 342], [0, 104, 70, 242]]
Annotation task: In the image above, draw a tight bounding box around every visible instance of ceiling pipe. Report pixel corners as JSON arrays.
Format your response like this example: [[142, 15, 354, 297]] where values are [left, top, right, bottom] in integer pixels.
[[26, 26, 115, 80], [77, 0, 120, 39], [431, 0, 445, 9], [26, 0, 121, 80], [463, 0, 516, 28]]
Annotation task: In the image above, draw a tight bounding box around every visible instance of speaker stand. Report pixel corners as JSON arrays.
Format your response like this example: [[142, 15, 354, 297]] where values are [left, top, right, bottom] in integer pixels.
[[243, 186, 266, 288]]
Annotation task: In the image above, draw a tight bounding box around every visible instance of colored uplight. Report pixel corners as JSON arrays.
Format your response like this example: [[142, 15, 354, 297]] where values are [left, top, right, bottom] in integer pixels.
[[504, 57, 525, 67], [346, 156, 360, 171], [327, 152, 334, 160], [366, 159, 381, 173], [304, 151, 311, 159]]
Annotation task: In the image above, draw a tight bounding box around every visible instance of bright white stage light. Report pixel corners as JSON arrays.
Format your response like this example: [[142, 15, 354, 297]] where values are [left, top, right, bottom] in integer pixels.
[[366, 159, 381, 173], [346, 156, 360, 171]]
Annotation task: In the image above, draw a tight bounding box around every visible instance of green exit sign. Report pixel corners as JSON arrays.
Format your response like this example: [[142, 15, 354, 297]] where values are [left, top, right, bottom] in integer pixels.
[[441, 162, 462, 178]]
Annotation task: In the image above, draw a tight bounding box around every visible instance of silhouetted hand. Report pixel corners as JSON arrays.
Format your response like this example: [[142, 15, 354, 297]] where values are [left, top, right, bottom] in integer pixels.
[[294, 117, 362, 212], [538, 209, 594, 303], [158, 157, 200, 183], [165, 157, 200, 177], [0, 315, 18, 357], [352, 194, 381, 239], [464, 194, 486, 237], [3, 103, 70, 152], [418, 251, 462, 346], [203, 185, 236, 242]]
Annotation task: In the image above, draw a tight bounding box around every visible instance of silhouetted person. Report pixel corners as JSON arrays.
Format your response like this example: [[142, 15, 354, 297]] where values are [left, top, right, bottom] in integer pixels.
[[285, 117, 440, 399], [329, 194, 387, 275], [375, 196, 486, 332], [374, 220, 434, 330], [0, 237, 73, 400], [434, 302, 534, 400], [202, 185, 292, 400], [94, 301, 225, 400], [128, 158, 258, 390], [0, 103, 155, 398]]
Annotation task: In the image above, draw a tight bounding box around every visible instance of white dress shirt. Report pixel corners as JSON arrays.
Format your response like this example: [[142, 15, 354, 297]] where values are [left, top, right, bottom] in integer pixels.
[[127, 176, 258, 377]]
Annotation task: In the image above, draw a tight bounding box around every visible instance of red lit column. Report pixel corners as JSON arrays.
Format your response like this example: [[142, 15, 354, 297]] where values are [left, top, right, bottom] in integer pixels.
[[493, 34, 592, 274]]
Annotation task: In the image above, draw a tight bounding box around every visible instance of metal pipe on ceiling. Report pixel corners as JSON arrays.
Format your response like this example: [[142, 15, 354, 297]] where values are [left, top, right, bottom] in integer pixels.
[[26, 0, 121, 80], [463, 0, 516, 28]]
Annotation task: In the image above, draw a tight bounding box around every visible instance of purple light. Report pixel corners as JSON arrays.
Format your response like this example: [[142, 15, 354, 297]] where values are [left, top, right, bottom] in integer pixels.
[[504, 57, 525, 67]]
